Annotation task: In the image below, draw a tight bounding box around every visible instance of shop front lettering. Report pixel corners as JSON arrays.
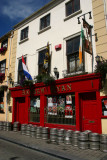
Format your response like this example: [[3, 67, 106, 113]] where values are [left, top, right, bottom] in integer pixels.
[[56, 84, 72, 92], [22, 87, 45, 96], [22, 90, 30, 95]]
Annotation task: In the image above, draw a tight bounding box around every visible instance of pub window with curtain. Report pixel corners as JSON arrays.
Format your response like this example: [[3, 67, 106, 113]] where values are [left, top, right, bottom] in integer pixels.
[[66, 36, 83, 73], [66, 0, 80, 17], [18, 57, 26, 83]]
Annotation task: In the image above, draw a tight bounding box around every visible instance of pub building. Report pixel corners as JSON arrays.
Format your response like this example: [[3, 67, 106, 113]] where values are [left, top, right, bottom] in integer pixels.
[[10, 73, 104, 134]]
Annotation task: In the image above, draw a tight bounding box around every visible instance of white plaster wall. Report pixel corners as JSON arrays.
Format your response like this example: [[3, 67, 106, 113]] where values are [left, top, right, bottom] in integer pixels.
[[15, 0, 96, 82]]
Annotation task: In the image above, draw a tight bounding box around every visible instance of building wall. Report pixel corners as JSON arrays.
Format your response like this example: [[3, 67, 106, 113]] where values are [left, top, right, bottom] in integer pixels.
[[92, 0, 107, 59], [0, 32, 14, 122], [14, 0, 96, 82]]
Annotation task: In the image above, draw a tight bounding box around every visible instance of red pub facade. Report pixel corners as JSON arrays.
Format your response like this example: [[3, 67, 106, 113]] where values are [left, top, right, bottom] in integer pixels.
[[10, 73, 103, 134]]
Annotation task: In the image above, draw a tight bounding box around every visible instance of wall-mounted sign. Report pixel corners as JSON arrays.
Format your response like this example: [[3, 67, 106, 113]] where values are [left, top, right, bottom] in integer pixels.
[[55, 44, 62, 50]]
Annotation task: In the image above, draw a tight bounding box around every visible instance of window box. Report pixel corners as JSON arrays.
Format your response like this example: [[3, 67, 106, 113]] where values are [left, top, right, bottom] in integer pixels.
[[0, 47, 7, 54]]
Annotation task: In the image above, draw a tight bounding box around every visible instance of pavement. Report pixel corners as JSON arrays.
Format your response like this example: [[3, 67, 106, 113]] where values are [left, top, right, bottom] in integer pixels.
[[0, 130, 107, 160]]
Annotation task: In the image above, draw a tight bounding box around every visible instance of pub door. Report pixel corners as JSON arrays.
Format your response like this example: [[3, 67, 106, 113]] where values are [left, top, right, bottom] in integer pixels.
[[80, 92, 99, 133], [16, 97, 27, 124]]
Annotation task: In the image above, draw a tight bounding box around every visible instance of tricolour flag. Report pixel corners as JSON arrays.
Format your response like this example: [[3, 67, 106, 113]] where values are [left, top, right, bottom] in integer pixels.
[[22, 56, 32, 80], [79, 27, 84, 64], [44, 42, 50, 69]]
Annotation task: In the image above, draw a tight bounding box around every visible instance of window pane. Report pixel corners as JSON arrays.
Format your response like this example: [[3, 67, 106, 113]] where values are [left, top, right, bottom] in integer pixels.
[[73, 36, 80, 52], [45, 95, 76, 125], [40, 14, 50, 30], [38, 49, 46, 64], [21, 27, 28, 41], [102, 99, 107, 116], [66, 39, 73, 55], [76, 55, 83, 71], [68, 55, 76, 73], [66, 1, 73, 16], [29, 97, 40, 122], [0, 60, 6, 73], [74, 0, 80, 12]]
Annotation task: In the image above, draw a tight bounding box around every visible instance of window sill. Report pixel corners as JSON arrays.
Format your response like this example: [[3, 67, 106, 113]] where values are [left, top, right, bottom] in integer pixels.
[[64, 10, 82, 22], [38, 26, 51, 35], [19, 37, 29, 44]]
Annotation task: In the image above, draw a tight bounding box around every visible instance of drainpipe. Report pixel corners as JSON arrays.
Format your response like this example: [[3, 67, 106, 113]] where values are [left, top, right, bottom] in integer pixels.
[[5, 31, 13, 122], [103, 0, 107, 30]]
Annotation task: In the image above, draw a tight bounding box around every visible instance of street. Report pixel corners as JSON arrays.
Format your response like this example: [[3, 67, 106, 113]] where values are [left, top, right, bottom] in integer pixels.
[[0, 139, 64, 160]]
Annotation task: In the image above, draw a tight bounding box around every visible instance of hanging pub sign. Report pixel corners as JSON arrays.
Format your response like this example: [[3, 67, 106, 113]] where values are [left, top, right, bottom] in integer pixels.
[[83, 19, 92, 55]]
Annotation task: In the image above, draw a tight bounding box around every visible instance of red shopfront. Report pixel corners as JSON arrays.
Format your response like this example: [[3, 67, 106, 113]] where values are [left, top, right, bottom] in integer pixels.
[[10, 73, 102, 133]]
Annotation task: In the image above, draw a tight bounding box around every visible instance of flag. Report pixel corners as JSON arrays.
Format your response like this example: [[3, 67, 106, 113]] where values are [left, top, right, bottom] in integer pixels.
[[79, 27, 84, 64], [22, 56, 32, 80], [44, 42, 50, 69]]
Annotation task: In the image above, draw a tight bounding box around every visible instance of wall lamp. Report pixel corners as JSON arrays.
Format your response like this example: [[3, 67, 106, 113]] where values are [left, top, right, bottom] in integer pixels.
[[77, 11, 92, 24], [95, 55, 100, 63], [92, 33, 98, 42], [54, 67, 59, 79]]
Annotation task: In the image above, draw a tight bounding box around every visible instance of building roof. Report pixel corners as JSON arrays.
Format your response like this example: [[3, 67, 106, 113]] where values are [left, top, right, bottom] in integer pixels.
[[13, 0, 65, 30]]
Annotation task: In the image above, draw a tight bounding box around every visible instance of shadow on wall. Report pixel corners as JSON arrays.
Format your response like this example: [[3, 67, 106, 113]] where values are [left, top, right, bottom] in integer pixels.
[[9, 157, 19, 160]]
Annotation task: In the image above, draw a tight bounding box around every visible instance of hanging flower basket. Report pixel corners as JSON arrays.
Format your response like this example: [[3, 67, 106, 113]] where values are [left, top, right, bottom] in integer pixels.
[[0, 85, 8, 92], [0, 47, 7, 54], [20, 79, 33, 88], [36, 74, 55, 85], [95, 60, 107, 84]]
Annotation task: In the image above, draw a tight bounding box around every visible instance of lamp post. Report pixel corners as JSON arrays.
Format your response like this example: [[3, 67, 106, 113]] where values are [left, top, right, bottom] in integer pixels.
[[54, 67, 59, 80]]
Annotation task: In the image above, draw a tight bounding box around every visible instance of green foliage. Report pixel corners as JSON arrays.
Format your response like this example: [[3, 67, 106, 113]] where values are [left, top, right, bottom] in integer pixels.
[[95, 60, 107, 83], [36, 74, 55, 85], [7, 90, 11, 104], [0, 85, 8, 92], [21, 80, 33, 88]]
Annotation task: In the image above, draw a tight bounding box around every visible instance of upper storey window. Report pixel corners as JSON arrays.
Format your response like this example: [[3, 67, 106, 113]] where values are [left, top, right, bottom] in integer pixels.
[[66, 0, 80, 17], [20, 27, 29, 41], [40, 14, 50, 30]]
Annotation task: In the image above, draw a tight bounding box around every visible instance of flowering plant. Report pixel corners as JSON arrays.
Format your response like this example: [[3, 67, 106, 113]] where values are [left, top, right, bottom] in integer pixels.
[[0, 47, 7, 54]]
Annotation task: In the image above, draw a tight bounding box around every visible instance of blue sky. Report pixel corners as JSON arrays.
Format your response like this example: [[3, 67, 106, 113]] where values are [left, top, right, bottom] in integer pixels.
[[0, 0, 52, 37]]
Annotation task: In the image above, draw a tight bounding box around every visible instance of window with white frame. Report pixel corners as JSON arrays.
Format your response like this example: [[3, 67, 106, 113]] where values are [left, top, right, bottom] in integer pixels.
[[66, 0, 80, 17], [66, 36, 83, 73], [20, 27, 29, 41], [40, 14, 50, 30]]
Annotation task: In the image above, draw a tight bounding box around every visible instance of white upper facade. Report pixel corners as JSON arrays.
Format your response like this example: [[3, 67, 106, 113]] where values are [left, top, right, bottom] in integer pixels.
[[14, 0, 96, 83]]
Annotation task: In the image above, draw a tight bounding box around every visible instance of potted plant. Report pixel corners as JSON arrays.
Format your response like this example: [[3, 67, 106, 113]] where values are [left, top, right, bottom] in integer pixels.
[[36, 73, 55, 85], [95, 57, 107, 84], [0, 47, 7, 54], [20, 79, 33, 88]]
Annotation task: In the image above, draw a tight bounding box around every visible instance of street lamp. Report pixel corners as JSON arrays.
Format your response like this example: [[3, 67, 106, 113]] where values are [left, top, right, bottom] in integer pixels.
[[95, 55, 100, 63], [54, 67, 59, 79]]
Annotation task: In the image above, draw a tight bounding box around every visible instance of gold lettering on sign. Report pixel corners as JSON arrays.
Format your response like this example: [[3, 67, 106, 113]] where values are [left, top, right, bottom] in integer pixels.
[[22, 90, 25, 95], [41, 88, 45, 93], [26, 90, 29, 95], [57, 86, 60, 92], [33, 89, 36, 94], [61, 85, 66, 91], [37, 89, 40, 94], [67, 84, 72, 91]]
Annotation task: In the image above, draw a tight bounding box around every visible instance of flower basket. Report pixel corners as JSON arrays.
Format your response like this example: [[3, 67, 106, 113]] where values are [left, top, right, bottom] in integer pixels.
[[0, 47, 7, 54], [20, 79, 33, 88], [36, 74, 55, 85]]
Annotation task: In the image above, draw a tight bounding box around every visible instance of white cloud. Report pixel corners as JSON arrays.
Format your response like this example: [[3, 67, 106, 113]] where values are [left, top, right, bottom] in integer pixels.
[[1, 0, 44, 20]]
